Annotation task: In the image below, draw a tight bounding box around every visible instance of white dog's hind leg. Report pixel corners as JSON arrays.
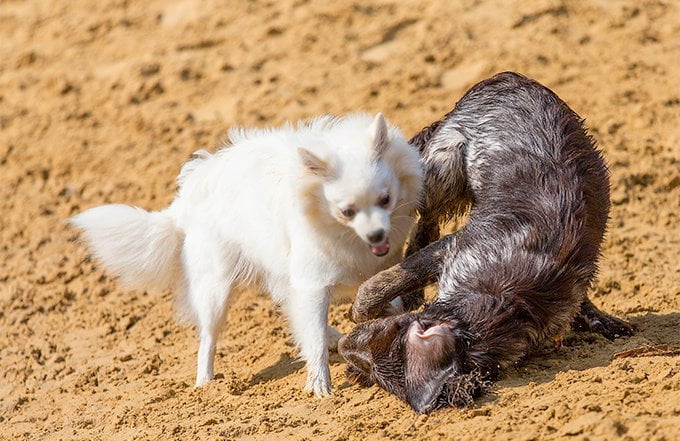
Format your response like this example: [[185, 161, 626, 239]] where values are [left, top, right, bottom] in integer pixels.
[[192, 278, 231, 388], [285, 287, 332, 397], [183, 231, 233, 388], [195, 322, 220, 387]]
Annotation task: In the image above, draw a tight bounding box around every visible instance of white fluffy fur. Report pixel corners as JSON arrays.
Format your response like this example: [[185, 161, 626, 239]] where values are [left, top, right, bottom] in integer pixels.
[[71, 113, 422, 396]]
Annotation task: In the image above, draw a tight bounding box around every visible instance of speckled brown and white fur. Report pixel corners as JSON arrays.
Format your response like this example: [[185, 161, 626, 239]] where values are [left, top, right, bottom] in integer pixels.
[[340, 72, 635, 413]]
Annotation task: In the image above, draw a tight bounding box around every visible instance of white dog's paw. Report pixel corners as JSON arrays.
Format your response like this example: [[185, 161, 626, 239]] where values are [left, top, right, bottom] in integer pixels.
[[304, 367, 332, 398], [326, 326, 343, 352], [383, 296, 406, 316], [194, 371, 214, 388]]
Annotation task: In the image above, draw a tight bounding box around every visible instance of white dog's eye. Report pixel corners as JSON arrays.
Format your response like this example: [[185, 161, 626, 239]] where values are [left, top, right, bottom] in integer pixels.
[[341, 208, 356, 219], [378, 194, 390, 207]]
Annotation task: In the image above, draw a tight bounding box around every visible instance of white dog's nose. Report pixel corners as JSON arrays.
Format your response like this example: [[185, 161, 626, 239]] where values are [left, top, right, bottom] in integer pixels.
[[367, 229, 385, 244]]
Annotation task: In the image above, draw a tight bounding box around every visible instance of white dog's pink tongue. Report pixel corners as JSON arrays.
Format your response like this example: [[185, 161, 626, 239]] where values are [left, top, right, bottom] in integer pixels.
[[370, 241, 390, 256]]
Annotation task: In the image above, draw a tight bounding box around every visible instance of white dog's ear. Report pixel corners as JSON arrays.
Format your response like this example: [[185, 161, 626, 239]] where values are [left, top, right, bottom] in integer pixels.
[[368, 112, 390, 159], [298, 147, 332, 178]]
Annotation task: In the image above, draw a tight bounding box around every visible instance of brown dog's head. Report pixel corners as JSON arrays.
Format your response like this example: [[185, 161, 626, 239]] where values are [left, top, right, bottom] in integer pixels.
[[339, 311, 482, 413]]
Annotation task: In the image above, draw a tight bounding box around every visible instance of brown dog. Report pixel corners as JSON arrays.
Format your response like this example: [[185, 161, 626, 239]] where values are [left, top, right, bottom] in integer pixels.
[[339, 72, 635, 413]]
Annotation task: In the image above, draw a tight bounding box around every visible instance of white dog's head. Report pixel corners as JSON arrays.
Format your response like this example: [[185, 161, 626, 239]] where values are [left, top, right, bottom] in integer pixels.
[[298, 113, 422, 257]]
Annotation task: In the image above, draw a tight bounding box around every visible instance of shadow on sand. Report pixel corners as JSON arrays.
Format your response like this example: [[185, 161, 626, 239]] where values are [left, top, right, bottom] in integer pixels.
[[244, 312, 679, 397], [487, 311, 680, 399], [247, 350, 347, 387]]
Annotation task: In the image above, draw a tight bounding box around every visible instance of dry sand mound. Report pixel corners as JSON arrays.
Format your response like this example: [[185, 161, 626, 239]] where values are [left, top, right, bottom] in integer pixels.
[[1, 0, 678, 439]]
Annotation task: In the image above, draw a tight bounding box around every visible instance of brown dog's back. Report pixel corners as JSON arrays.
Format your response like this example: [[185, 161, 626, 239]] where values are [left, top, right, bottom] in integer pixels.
[[340, 73, 632, 413]]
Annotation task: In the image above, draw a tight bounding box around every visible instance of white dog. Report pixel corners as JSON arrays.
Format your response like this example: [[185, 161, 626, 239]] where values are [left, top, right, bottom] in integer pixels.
[[71, 113, 422, 396]]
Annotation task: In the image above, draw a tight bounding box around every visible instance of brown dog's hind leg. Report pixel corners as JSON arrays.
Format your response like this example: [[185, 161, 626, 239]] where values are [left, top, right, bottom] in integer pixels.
[[572, 297, 636, 340], [350, 235, 452, 323]]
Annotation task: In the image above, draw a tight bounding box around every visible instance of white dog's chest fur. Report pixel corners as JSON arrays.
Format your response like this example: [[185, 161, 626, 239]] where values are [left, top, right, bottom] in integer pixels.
[[171, 136, 412, 304], [172, 190, 405, 305]]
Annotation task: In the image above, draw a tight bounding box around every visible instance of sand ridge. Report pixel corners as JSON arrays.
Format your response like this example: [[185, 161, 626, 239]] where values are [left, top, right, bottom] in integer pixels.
[[1, 0, 679, 439]]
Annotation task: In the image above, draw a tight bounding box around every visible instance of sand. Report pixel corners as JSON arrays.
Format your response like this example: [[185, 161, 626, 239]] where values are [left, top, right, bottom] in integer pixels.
[[1, 0, 679, 439]]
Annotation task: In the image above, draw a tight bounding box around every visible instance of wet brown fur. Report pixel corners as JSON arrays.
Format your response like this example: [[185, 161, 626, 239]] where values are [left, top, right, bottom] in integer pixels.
[[340, 72, 635, 413]]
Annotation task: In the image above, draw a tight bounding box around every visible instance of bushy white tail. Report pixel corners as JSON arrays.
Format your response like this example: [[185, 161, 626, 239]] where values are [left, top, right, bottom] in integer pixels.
[[70, 204, 183, 291]]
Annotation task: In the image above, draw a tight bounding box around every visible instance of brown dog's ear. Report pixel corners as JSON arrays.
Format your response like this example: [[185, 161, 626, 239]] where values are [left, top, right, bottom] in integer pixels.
[[407, 369, 487, 413], [407, 322, 454, 347], [406, 364, 458, 413], [404, 321, 467, 413], [368, 113, 390, 159], [298, 147, 332, 178]]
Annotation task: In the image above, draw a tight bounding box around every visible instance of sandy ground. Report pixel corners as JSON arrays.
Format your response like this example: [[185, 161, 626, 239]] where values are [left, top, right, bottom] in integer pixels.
[[1, 0, 679, 439]]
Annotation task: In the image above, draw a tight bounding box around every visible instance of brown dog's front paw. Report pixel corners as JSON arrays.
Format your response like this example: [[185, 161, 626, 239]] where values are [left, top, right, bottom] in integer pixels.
[[349, 282, 385, 323], [349, 302, 373, 324]]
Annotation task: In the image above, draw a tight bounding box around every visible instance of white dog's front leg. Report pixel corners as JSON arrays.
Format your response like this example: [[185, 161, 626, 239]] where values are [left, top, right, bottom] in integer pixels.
[[286, 286, 331, 397]]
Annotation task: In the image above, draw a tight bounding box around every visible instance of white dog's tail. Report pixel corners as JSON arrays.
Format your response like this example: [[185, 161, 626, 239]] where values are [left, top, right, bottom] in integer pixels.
[[70, 204, 183, 291]]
